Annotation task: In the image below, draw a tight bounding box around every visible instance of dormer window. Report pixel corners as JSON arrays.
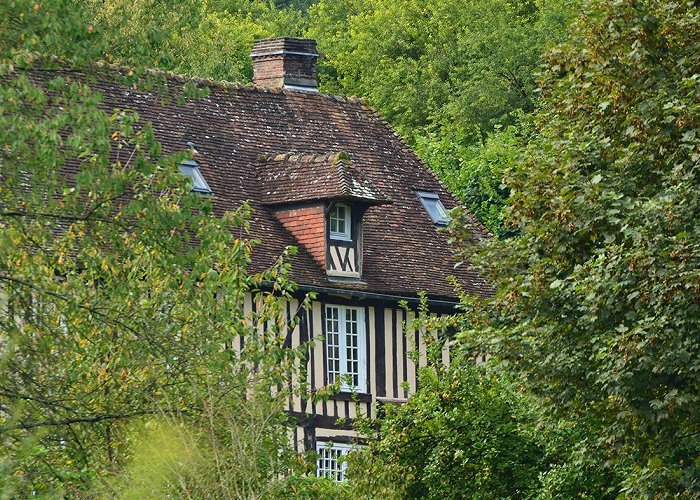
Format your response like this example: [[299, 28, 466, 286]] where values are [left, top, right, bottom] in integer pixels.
[[329, 203, 351, 240], [416, 191, 450, 226], [258, 151, 391, 280], [179, 159, 212, 194]]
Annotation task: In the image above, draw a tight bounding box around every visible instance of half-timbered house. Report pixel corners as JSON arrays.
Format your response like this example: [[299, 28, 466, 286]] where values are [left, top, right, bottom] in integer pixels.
[[30, 38, 491, 479]]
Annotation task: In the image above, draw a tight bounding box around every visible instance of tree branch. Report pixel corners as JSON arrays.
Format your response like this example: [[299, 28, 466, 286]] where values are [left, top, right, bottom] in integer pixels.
[[0, 210, 114, 223], [3, 409, 193, 432], [0, 274, 142, 339], [7, 411, 152, 431]]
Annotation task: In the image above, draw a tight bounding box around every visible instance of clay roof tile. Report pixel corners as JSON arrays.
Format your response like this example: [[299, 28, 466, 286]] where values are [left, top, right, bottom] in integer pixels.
[[26, 66, 492, 300]]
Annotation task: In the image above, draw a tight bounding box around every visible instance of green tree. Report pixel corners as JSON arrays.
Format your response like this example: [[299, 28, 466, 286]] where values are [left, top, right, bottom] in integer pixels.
[[0, 0, 308, 83], [347, 355, 548, 499], [308, 0, 566, 136], [83, 0, 307, 82], [0, 1, 311, 495], [450, 0, 700, 495], [307, 0, 575, 235]]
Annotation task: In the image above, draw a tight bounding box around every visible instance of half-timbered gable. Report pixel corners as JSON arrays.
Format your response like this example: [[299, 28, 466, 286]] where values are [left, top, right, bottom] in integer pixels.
[[258, 151, 391, 281]]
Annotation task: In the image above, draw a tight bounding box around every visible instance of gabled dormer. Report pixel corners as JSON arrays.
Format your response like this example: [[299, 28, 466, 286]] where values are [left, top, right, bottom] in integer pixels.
[[258, 152, 391, 281]]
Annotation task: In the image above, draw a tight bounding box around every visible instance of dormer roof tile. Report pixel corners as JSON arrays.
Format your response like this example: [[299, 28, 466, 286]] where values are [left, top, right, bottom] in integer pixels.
[[257, 152, 391, 206]]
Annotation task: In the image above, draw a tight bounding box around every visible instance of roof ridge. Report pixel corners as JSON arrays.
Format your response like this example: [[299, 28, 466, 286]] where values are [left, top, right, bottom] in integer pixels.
[[257, 150, 391, 206], [15, 56, 369, 106], [334, 158, 353, 197], [257, 151, 348, 164], [22, 54, 366, 107]]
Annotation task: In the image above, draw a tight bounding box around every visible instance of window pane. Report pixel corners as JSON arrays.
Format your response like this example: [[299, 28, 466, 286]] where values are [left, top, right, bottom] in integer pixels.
[[326, 306, 341, 383], [324, 305, 364, 392], [330, 204, 350, 238], [317, 443, 350, 482], [417, 192, 450, 224], [424, 199, 447, 220], [178, 161, 212, 193], [345, 308, 359, 384]]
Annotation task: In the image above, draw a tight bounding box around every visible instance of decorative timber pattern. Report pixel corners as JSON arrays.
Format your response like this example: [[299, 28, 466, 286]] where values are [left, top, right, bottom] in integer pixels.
[[327, 243, 358, 277], [231, 292, 450, 452]]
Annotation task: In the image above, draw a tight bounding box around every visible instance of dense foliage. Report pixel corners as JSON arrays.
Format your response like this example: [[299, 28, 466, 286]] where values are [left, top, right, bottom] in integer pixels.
[[348, 358, 547, 499], [84, 0, 307, 83], [0, 2, 315, 495], [448, 0, 700, 496], [307, 0, 575, 234], [1, 1, 307, 80]]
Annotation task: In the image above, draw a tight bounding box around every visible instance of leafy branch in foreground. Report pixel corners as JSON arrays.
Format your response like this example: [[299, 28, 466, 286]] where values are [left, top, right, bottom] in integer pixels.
[[0, 66, 311, 496], [447, 0, 700, 496], [347, 348, 548, 499]]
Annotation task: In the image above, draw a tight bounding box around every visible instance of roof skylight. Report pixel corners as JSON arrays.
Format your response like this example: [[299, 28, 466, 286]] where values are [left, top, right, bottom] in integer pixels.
[[416, 191, 450, 226], [179, 159, 212, 194]]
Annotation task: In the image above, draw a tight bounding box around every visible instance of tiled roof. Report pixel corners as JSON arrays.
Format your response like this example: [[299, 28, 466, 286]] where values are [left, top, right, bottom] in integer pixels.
[[27, 67, 492, 301], [258, 152, 391, 205]]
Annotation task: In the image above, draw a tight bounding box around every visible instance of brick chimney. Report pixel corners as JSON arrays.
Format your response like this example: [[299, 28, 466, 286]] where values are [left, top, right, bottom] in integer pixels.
[[251, 38, 319, 91]]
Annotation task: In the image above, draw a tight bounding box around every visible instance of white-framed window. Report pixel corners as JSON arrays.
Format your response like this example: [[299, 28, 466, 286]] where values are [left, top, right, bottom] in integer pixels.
[[325, 305, 366, 392], [316, 441, 353, 481], [179, 159, 212, 194], [416, 191, 450, 225], [329, 203, 351, 240]]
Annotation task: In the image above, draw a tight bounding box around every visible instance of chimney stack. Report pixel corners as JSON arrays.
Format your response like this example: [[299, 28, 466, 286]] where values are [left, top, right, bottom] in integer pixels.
[[251, 38, 319, 92]]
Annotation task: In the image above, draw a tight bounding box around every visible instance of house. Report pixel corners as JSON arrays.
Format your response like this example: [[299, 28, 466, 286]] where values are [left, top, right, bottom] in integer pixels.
[[28, 38, 491, 480]]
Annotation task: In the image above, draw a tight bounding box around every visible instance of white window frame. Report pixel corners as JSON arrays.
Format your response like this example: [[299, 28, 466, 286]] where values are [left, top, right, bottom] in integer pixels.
[[416, 191, 450, 225], [179, 159, 212, 194], [325, 305, 367, 393], [329, 203, 351, 241], [316, 441, 353, 482]]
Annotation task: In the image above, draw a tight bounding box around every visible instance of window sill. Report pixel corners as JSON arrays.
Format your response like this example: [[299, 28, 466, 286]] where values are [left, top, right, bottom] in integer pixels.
[[330, 391, 372, 403], [326, 275, 366, 285], [329, 235, 352, 242]]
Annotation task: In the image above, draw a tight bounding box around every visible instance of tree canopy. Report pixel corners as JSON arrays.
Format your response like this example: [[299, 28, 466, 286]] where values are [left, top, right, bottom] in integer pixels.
[[348, 359, 548, 499], [1, 2, 313, 495], [447, 0, 700, 495]]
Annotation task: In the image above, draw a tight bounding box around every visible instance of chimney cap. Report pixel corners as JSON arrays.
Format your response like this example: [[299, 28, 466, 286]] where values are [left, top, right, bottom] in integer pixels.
[[251, 37, 319, 58]]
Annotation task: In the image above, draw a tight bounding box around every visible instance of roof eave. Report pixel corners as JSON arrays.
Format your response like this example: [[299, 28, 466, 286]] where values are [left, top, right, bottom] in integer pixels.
[[260, 195, 393, 207]]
